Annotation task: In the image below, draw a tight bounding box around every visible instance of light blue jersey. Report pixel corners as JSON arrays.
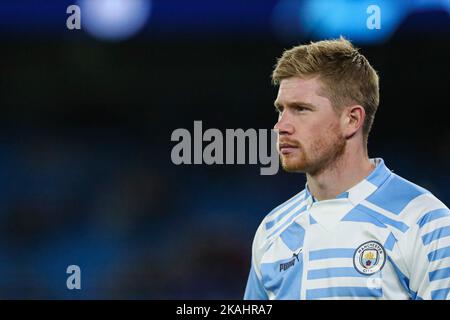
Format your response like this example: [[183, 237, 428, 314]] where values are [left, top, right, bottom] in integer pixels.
[[244, 158, 450, 300]]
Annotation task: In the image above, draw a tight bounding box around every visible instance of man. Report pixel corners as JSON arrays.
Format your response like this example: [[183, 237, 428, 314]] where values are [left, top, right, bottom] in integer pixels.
[[244, 37, 450, 300]]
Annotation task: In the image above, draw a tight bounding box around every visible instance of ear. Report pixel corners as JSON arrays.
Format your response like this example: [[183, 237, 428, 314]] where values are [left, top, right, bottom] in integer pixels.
[[342, 105, 365, 139]]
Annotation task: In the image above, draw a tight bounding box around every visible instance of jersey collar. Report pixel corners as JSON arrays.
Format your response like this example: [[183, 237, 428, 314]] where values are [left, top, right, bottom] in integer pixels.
[[303, 157, 392, 209]]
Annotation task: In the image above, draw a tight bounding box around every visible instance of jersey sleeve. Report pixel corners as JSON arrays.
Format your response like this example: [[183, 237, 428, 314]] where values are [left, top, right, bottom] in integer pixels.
[[244, 221, 269, 300], [244, 263, 268, 299], [406, 206, 450, 299]]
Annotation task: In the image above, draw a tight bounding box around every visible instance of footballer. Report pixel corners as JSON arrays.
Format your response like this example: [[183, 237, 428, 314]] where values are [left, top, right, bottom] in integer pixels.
[[244, 37, 450, 300]]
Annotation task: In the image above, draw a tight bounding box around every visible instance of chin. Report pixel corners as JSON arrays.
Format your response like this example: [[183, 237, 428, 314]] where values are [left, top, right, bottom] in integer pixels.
[[281, 157, 307, 173]]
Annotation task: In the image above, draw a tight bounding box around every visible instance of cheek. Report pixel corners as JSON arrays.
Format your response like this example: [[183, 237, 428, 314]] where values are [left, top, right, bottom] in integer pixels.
[[302, 120, 327, 141], [311, 120, 342, 148], [294, 114, 341, 143]]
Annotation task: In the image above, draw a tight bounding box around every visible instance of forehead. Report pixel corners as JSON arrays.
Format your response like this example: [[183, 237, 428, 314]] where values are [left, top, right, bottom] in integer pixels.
[[276, 76, 328, 105]]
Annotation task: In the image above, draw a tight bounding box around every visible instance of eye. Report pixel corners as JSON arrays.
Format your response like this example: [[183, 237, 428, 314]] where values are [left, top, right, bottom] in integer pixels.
[[295, 105, 309, 112]]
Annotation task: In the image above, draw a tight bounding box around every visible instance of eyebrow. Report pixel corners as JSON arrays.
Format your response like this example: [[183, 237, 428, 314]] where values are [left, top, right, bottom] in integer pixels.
[[274, 101, 317, 110]]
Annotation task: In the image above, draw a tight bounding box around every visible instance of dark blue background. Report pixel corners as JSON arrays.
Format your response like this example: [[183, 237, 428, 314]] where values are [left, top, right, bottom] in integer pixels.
[[0, 0, 449, 298]]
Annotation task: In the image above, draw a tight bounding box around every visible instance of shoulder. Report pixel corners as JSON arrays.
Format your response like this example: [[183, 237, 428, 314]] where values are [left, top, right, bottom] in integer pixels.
[[366, 171, 447, 221]]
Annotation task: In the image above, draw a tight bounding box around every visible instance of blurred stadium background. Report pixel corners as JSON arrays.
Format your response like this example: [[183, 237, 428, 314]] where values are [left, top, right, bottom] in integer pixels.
[[0, 0, 449, 299]]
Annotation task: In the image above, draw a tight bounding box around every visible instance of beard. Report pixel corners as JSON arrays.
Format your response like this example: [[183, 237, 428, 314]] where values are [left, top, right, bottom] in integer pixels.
[[280, 127, 347, 176]]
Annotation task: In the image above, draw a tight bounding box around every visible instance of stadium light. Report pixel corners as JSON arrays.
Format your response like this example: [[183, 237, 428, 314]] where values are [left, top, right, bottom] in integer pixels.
[[78, 0, 152, 42], [273, 0, 411, 44]]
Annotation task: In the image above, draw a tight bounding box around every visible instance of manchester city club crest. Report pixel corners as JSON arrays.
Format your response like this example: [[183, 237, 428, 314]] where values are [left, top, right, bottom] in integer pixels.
[[353, 241, 386, 275]]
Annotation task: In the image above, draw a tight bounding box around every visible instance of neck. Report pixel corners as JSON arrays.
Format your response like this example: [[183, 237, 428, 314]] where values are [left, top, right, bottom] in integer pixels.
[[306, 147, 375, 201]]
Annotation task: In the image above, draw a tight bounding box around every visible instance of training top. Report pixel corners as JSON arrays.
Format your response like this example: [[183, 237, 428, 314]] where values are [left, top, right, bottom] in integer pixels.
[[244, 158, 450, 300]]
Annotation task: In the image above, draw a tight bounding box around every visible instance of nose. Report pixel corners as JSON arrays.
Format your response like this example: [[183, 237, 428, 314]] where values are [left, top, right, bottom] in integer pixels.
[[274, 111, 294, 135]]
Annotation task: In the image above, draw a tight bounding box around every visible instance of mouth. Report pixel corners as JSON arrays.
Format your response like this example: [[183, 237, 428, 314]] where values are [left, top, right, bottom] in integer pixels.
[[278, 143, 298, 155]]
